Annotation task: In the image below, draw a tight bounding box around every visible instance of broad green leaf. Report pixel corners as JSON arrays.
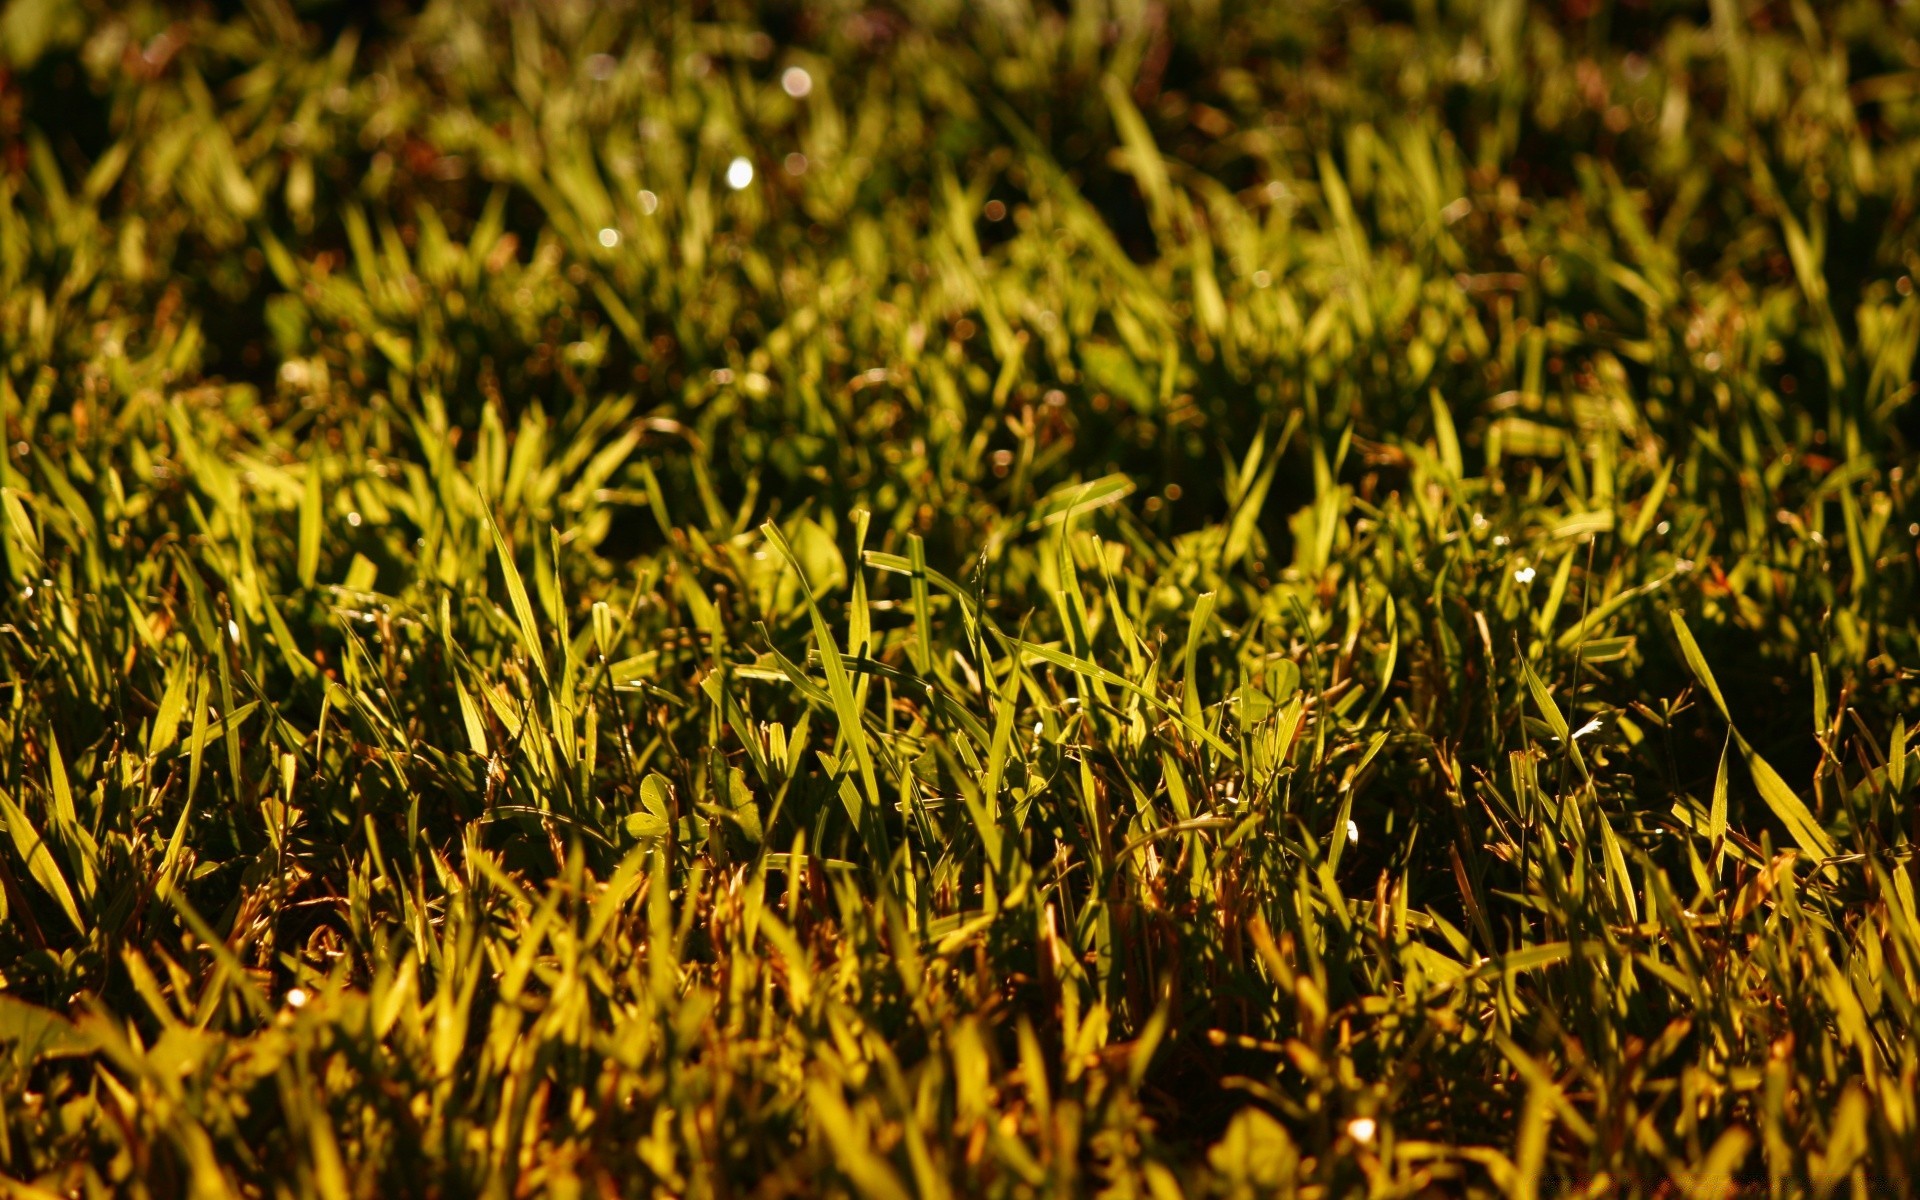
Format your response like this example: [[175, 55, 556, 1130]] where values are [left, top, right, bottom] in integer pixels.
[[1669, 610, 1729, 719], [148, 658, 193, 757], [488, 511, 549, 683], [1021, 473, 1135, 531], [44, 733, 95, 903], [765, 522, 883, 842], [1672, 612, 1835, 861], [1623, 458, 1673, 546], [1744, 745, 1837, 861], [456, 679, 489, 757], [0, 995, 92, 1066], [1522, 661, 1568, 743], [1182, 591, 1217, 727], [0, 786, 84, 935]]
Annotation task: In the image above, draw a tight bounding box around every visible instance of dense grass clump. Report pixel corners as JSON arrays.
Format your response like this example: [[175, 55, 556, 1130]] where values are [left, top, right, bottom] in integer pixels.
[[2, 0, 1920, 1194]]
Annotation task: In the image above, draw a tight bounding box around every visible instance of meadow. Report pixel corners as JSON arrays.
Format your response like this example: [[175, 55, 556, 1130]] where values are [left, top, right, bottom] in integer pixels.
[[1, 0, 1918, 1195]]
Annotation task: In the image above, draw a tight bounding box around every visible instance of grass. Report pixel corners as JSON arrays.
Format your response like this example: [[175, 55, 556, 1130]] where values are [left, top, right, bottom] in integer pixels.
[[1, 0, 1919, 1195]]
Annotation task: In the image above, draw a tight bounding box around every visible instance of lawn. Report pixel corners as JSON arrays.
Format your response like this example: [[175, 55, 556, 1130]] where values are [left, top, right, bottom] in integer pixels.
[[1, 0, 1918, 1195]]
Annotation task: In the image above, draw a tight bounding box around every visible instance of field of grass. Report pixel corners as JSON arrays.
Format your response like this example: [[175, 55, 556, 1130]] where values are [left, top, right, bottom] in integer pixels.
[[1, 0, 1918, 1195]]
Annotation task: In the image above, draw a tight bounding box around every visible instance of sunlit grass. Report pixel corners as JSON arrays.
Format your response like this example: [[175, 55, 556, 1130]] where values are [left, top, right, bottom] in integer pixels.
[[1, 1, 1918, 1196]]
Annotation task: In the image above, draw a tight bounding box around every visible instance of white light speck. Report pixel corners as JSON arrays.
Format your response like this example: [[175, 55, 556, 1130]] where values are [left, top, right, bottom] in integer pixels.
[[637, 190, 659, 215], [598, 227, 620, 248], [21, 586, 32, 599], [1910, 523, 1920, 537], [346, 511, 362, 527], [1347, 1117, 1376, 1143], [1675, 558, 1696, 573], [286, 988, 309, 1009], [1492, 535, 1509, 547], [726, 157, 755, 190], [1514, 566, 1536, 584], [1346, 818, 1359, 844], [1032, 721, 1043, 740], [227, 620, 241, 642], [781, 66, 813, 97], [1573, 717, 1603, 740], [1656, 520, 1670, 535]]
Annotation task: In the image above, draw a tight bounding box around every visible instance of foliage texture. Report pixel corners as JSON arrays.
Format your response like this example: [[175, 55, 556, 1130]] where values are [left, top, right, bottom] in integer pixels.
[[2, 0, 1920, 1196]]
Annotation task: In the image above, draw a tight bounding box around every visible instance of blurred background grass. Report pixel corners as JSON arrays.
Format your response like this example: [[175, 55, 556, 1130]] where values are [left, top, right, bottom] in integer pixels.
[[1, 0, 1918, 1195]]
